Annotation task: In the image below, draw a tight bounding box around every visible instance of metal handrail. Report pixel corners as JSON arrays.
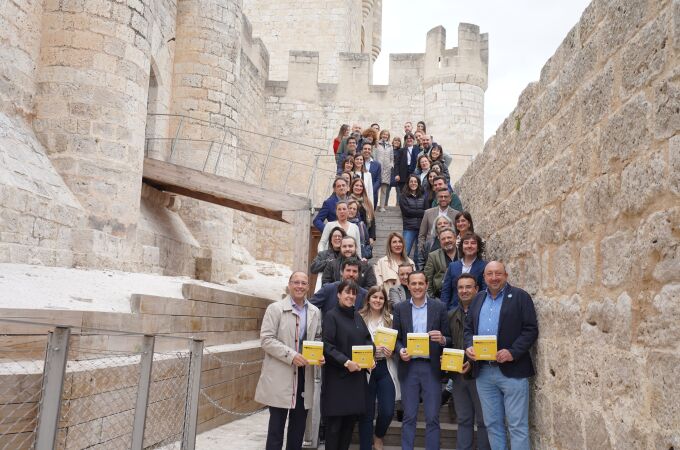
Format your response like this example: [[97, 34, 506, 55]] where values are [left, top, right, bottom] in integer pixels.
[[144, 113, 338, 206]]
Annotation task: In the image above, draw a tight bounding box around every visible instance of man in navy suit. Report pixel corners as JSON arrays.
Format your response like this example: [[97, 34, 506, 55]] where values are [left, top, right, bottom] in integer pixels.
[[464, 261, 538, 450], [361, 143, 381, 207], [310, 257, 366, 317], [392, 271, 451, 450], [313, 177, 348, 232]]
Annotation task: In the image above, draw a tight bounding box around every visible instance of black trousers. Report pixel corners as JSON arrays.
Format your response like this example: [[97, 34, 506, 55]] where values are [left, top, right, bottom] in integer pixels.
[[266, 368, 308, 450], [324, 415, 358, 450]]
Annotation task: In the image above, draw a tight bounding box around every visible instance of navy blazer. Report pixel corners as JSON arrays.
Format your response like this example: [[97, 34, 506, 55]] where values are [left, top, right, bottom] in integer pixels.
[[366, 160, 382, 205], [392, 297, 451, 381], [408, 146, 420, 174], [310, 280, 367, 317], [463, 283, 538, 379], [313, 194, 341, 232], [440, 259, 488, 311]]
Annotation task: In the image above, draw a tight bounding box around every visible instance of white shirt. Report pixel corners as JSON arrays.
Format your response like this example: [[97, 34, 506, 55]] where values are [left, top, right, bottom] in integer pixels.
[[461, 258, 476, 274]]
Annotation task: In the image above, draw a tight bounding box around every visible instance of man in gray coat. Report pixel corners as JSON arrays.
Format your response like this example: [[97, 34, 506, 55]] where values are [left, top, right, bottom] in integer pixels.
[[255, 272, 324, 450], [418, 189, 459, 257]]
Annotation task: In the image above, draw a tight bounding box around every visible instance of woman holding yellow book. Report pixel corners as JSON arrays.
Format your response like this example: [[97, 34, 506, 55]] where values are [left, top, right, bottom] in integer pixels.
[[357, 287, 400, 450], [322, 280, 374, 450]]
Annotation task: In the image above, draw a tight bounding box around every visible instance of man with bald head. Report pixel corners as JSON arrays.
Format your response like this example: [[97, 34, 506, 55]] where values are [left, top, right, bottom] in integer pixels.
[[256, 272, 323, 450], [463, 261, 538, 450]]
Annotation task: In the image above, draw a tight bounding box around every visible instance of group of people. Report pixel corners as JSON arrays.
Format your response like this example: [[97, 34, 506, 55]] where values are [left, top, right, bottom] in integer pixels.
[[254, 121, 539, 450]]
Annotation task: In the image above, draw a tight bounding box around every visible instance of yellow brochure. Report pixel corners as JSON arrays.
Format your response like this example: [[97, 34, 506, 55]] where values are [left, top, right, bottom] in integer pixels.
[[441, 348, 465, 372], [406, 333, 430, 358], [351, 345, 374, 369], [473, 335, 497, 361], [374, 327, 398, 351], [302, 341, 323, 365]]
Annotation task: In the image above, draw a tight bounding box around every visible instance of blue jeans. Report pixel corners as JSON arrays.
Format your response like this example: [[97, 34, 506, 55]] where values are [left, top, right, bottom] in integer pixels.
[[401, 359, 440, 450], [358, 359, 395, 449], [475, 364, 530, 450], [452, 373, 490, 450], [402, 229, 419, 264]]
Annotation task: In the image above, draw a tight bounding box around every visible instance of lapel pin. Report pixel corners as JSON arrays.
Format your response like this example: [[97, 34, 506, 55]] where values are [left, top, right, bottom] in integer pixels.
[[508, 294, 513, 298]]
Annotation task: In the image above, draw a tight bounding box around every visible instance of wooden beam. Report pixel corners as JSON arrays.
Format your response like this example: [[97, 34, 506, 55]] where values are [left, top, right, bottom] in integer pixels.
[[142, 158, 310, 223]]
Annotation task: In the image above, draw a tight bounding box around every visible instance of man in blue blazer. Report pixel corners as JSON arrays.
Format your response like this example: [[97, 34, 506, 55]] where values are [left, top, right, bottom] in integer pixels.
[[361, 143, 382, 207], [313, 177, 348, 232], [310, 257, 366, 317], [393, 271, 451, 450], [464, 261, 538, 450]]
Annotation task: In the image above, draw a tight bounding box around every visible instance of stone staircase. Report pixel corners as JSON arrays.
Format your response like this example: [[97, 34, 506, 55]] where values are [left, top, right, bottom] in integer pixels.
[[371, 206, 404, 261], [349, 403, 460, 450]]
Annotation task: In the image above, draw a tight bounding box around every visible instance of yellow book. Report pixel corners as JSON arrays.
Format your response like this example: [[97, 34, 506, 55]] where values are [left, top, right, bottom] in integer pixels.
[[441, 348, 465, 372], [473, 335, 497, 361], [406, 333, 430, 358], [352, 345, 374, 369], [302, 341, 323, 365], [374, 327, 398, 351]]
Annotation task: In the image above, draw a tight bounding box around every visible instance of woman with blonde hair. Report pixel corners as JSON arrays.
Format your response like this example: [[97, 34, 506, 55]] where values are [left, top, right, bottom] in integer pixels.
[[358, 286, 399, 450], [373, 232, 414, 292], [350, 178, 376, 246]]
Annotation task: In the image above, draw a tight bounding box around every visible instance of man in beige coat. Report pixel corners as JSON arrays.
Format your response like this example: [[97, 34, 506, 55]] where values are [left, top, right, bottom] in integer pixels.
[[255, 272, 324, 450]]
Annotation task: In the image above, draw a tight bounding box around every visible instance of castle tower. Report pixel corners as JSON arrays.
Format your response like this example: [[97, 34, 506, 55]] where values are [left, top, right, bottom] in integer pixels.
[[424, 24, 488, 181], [242, 0, 381, 83], [169, 0, 246, 282], [33, 0, 153, 240]]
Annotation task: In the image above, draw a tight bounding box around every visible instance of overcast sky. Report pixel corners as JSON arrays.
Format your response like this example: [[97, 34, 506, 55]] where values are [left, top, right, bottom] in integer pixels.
[[373, 1, 592, 142]]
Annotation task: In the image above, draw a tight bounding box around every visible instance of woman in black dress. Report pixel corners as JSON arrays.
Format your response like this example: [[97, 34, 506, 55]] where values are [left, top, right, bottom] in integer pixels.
[[322, 280, 374, 450]]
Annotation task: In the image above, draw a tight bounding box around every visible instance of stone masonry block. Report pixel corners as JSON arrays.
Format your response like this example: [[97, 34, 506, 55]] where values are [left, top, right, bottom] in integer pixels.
[[599, 94, 651, 172], [578, 242, 596, 290], [635, 206, 680, 283], [579, 62, 614, 128], [619, 150, 666, 214], [621, 10, 669, 96], [552, 402, 584, 450], [671, 135, 680, 195], [583, 173, 621, 226], [553, 242, 576, 292], [652, 68, 680, 140], [561, 190, 584, 239], [638, 284, 680, 348], [600, 230, 634, 288], [647, 351, 680, 432]]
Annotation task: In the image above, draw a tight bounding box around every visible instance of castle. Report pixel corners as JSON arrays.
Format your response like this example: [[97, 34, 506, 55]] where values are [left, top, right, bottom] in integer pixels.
[[0, 0, 487, 279]]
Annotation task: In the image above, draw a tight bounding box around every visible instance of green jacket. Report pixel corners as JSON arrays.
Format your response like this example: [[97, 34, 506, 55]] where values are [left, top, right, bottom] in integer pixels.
[[424, 248, 452, 298]]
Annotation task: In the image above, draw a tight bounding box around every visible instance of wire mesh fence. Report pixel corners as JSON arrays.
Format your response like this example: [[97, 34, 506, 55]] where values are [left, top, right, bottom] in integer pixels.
[[0, 323, 48, 450], [142, 344, 192, 449], [0, 318, 268, 450], [58, 332, 145, 449]]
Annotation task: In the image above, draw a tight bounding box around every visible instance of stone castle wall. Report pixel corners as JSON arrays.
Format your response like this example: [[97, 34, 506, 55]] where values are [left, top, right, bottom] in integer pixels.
[[457, 0, 679, 447], [0, 0, 488, 275]]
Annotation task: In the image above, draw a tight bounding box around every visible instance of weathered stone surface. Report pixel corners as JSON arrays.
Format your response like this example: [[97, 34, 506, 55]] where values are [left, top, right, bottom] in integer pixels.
[[600, 230, 635, 287], [671, 135, 680, 195], [552, 402, 584, 450], [637, 284, 680, 348], [619, 150, 667, 213]]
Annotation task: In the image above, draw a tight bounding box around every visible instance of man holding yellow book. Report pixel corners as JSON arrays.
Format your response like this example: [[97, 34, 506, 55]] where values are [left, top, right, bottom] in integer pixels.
[[464, 261, 538, 450], [392, 271, 451, 450], [255, 272, 323, 450]]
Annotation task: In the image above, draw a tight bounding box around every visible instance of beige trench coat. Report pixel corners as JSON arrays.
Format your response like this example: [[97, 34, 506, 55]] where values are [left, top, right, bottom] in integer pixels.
[[254, 297, 322, 410]]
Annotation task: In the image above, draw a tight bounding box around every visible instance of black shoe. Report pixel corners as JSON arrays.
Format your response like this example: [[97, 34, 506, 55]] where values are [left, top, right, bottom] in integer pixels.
[[396, 409, 404, 422], [441, 389, 452, 406]]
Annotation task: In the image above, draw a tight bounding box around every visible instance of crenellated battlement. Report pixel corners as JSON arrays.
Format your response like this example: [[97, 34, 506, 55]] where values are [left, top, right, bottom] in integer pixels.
[[424, 23, 488, 90], [266, 23, 488, 98], [240, 14, 270, 79]]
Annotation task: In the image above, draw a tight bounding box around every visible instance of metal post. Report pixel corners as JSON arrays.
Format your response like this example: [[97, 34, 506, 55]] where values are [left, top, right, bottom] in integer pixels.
[[282, 162, 293, 193], [169, 116, 184, 163], [182, 339, 204, 450], [202, 142, 215, 171], [34, 326, 71, 450], [307, 155, 319, 197], [213, 127, 230, 174], [241, 152, 253, 181], [131, 335, 155, 450], [259, 140, 274, 185]]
